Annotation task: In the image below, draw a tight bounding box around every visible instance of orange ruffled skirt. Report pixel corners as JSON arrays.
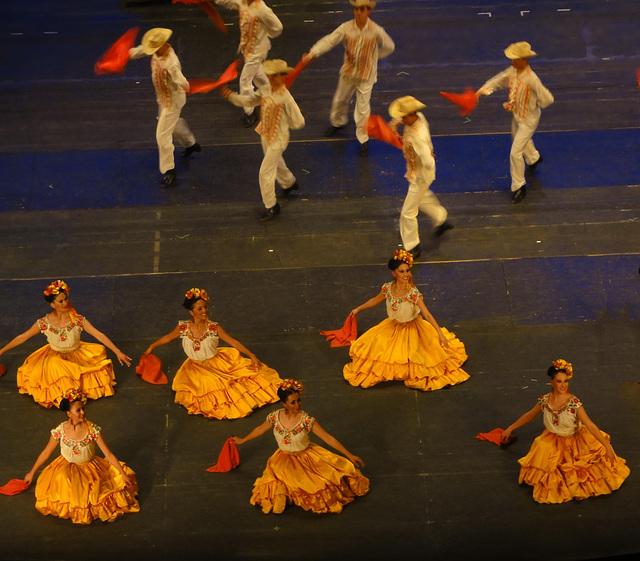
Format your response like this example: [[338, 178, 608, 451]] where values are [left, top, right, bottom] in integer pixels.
[[172, 348, 282, 419], [518, 427, 630, 503], [17, 343, 116, 408], [250, 443, 369, 514], [343, 317, 469, 391], [35, 456, 139, 524]]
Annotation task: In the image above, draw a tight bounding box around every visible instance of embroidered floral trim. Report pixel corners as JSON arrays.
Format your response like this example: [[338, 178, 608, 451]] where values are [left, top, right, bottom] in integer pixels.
[[342, 20, 376, 81], [256, 94, 284, 144], [52, 421, 100, 456], [179, 320, 218, 352], [538, 394, 582, 426], [268, 410, 314, 446], [38, 315, 85, 342], [152, 56, 171, 109], [382, 282, 420, 312], [239, 8, 259, 57]]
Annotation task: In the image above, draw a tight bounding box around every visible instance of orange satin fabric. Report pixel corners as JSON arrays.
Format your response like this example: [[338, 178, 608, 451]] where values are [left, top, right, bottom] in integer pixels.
[[173, 347, 282, 419], [344, 317, 469, 391], [0, 479, 29, 496], [283, 58, 311, 90], [207, 437, 240, 472], [517, 427, 630, 503], [366, 115, 403, 149], [0, 363, 6, 377], [172, 0, 227, 34], [250, 443, 369, 514], [439, 88, 478, 117], [35, 456, 139, 524], [135, 354, 168, 385], [188, 59, 241, 94], [17, 342, 115, 408]]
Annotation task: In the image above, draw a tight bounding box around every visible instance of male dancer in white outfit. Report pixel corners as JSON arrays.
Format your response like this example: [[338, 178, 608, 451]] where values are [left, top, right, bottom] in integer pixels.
[[221, 60, 305, 221], [302, 0, 394, 157], [215, 0, 283, 127], [477, 41, 554, 203], [389, 96, 453, 260], [130, 28, 200, 188]]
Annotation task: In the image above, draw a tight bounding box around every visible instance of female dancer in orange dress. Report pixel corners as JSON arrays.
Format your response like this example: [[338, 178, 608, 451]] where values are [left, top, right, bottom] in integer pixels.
[[0, 280, 131, 408], [344, 250, 468, 390], [144, 288, 282, 419], [24, 390, 139, 524], [233, 379, 369, 514], [500, 359, 630, 503]]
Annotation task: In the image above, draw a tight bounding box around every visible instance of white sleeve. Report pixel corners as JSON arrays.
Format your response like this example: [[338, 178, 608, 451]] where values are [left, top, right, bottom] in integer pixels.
[[168, 63, 190, 92], [286, 95, 305, 130], [229, 91, 262, 108], [309, 23, 346, 58], [213, 0, 240, 10], [260, 5, 283, 38], [128, 45, 147, 60], [481, 68, 511, 94], [533, 78, 554, 109], [377, 27, 395, 59]]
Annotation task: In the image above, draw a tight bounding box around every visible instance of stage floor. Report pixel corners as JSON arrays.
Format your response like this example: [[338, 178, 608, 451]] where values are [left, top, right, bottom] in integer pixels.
[[0, 1, 639, 560]]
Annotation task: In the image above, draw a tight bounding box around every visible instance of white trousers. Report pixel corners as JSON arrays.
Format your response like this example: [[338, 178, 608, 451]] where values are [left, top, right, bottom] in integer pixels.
[[156, 98, 196, 173], [509, 117, 540, 191], [329, 74, 374, 144], [400, 179, 447, 251], [239, 57, 269, 115], [259, 138, 296, 209]]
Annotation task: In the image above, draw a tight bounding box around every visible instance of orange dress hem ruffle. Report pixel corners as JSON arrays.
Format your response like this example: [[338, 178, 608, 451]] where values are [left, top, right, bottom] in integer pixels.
[[17, 343, 116, 408], [172, 348, 282, 419], [250, 443, 370, 514], [35, 456, 139, 524], [517, 427, 630, 504], [344, 317, 469, 391]]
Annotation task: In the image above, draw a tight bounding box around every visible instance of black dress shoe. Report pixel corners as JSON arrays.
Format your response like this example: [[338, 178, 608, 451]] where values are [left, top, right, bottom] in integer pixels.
[[181, 142, 201, 158], [434, 221, 454, 237], [324, 125, 345, 137], [160, 169, 176, 188], [528, 155, 543, 172], [359, 141, 369, 157], [277, 182, 299, 198], [511, 184, 527, 204], [260, 202, 280, 222], [407, 244, 421, 259]]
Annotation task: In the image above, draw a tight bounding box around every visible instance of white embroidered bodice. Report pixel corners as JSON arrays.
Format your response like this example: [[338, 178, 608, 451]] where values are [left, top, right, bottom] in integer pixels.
[[179, 320, 220, 361], [382, 282, 421, 323], [538, 393, 583, 437], [267, 409, 315, 453], [38, 314, 85, 352], [51, 421, 101, 463]]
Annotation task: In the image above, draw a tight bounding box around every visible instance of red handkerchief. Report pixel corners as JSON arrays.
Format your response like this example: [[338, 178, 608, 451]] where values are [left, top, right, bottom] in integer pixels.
[[207, 438, 240, 472], [319, 315, 358, 348], [283, 58, 311, 89], [135, 354, 168, 385], [0, 479, 29, 496], [0, 363, 6, 377], [94, 27, 139, 75], [172, 0, 227, 34], [439, 88, 479, 117], [188, 59, 241, 94], [476, 428, 516, 446], [366, 115, 403, 149]]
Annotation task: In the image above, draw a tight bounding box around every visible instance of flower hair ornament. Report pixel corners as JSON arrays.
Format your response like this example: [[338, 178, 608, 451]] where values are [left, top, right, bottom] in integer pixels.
[[44, 280, 69, 297], [552, 359, 573, 379], [393, 249, 414, 268], [279, 379, 304, 394], [185, 288, 209, 302], [61, 389, 87, 405]]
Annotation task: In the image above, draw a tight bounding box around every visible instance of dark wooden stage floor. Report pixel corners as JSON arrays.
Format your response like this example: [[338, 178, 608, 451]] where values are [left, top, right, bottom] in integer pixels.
[[0, 1, 639, 560]]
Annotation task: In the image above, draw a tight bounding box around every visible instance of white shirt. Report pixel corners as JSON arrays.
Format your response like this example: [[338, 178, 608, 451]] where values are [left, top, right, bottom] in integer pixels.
[[402, 112, 435, 184]]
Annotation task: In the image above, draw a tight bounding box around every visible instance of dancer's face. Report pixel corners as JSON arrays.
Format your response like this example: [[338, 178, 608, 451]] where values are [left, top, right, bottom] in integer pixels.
[[550, 372, 570, 394], [50, 292, 71, 312], [283, 392, 302, 415], [353, 6, 372, 26], [67, 401, 86, 424], [511, 58, 529, 72], [267, 73, 285, 89], [392, 263, 412, 285], [189, 299, 209, 321]]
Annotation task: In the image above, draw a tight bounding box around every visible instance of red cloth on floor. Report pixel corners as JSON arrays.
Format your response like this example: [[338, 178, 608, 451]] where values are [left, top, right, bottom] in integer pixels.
[[94, 27, 140, 75], [319, 315, 358, 348], [439, 87, 479, 117], [188, 59, 241, 94], [207, 438, 240, 472], [0, 363, 6, 377], [172, 0, 227, 34], [476, 428, 516, 446], [284, 58, 311, 89], [0, 479, 29, 496], [135, 354, 168, 385], [366, 115, 403, 149]]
